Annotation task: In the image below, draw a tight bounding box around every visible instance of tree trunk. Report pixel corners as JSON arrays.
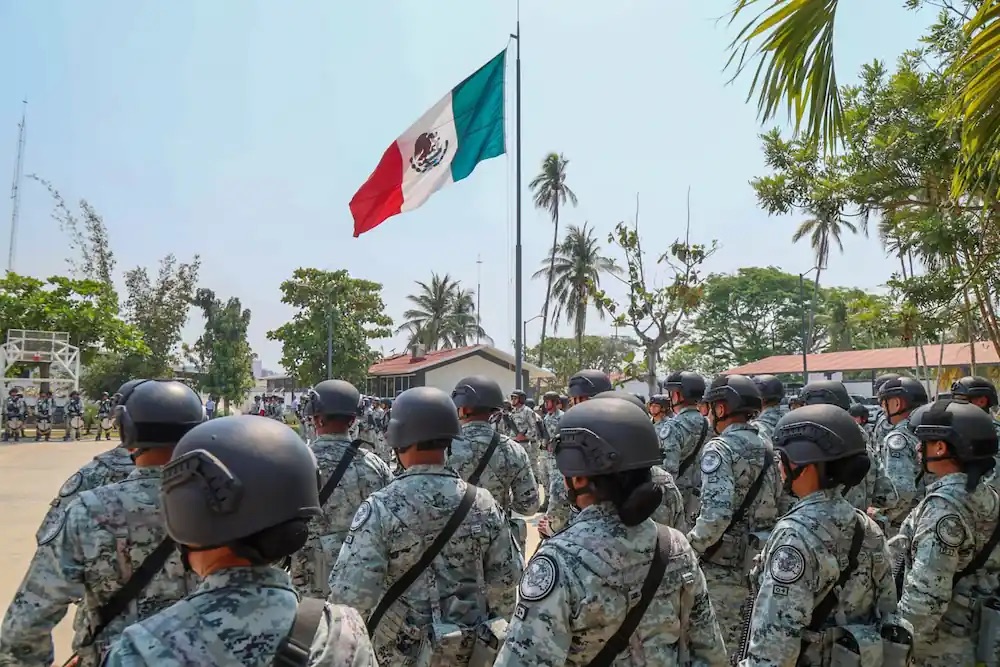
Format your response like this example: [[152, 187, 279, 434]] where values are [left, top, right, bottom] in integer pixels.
[[538, 198, 560, 371], [646, 345, 657, 398], [935, 338, 945, 399], [223, 396, 229, 418]]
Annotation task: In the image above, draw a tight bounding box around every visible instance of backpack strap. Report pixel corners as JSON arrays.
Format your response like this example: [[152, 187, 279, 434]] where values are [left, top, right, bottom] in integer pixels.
[[701, 441, 775, 563], [807, 512, 865, 632], [318, 441, 361, 506], [272, 597, 326, 667], [366, 483, 478, 633], [953, 488, 1000, 585], [585, 523, 673, 667], [468, 432, 502, 485], [677, 417, 709, 479]]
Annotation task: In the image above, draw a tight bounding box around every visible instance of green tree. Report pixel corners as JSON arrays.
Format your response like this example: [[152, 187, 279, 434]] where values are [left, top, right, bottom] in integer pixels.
[[529, 153, 578, 372], [532, 223, 621, 366], [525, 335, 636, 390], [397, 273, 486, 350], [185, 288, 255, 415], [267, 268, 393, 387]]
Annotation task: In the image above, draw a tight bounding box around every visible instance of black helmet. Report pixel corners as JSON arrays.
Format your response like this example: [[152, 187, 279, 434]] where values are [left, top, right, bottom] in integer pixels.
[[649, 394, 670, 408], [559, 395, 570, 409], [118, 380, 206, 449], [542, 391, 560, 403], [663, 371, 706, 402], [908, 403, 933, 429], [591, 390, 650, 415], [305, 380, 360, 418], [874, 373, 901, 394], [916, 399, 999, 464], [702, 374, 762, 414], [113, 379, 147, 407], [848, 403, 869, 420], [773, 404, 867, 464], [799, 380, 851, 411], [382, 398, 393, 409], [753, 375, 785, 402], [950, 376, 999, 408], [568, 369, 613, 398], [161, 416, 321, 547], [878, 376, 928, 407], [510, 389, 527, 401], [452, 375, 504, 411], [388, 387, 461, 451], [555, 398, 660, 477], [525, 398, 536, 409]]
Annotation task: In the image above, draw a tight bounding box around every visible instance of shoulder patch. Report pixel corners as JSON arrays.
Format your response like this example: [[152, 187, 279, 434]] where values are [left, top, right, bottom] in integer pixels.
[[886, 434, 908, 451], [350, 501, 372, 531], [700, 450, 723, 474], [769, 545, 806, 584], [935, 514, 966, 548], [36, 507, 66, 546], [58, 472, 83, 498], [519, 554, 559, 602]]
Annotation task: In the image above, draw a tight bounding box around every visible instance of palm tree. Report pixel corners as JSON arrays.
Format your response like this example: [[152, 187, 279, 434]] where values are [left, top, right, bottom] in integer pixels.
[[397, 273, 487, 350], [726, 0, 1000, 191], [529, 153, 578, 371], [533, 223, 622, 367]]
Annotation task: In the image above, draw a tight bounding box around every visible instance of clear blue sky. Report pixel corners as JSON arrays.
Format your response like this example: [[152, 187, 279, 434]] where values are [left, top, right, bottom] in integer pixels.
[[0, 1, 931, 371]]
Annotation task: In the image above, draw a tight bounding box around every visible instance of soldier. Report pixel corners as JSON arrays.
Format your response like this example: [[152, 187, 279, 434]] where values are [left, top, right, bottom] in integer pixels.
[[290, 380, 393, 599], [102, 416, 379, 666], [328, 386, 520, 666], [871, 372, 902, 448], [950, 375, 1000, 486], [250, 394, 262, 415], [750, 374, 785, 442], [96, 391, 113, 440], [539, 390, 564, 511], [893, 399, 1000, 665], [0, 379, 205, 666], [448, 375, 538, 556], [850, 402, 873, 439], [354, 396, 380, 455], [34, 389, 54, 442], [659, 371, 710, 521], [2, 387, 24, 442], [65, 389, 85, 441], [738, 405, 909, 666], [507, 389, 541, 486], [687, 374, 781, 654], [873, 376, 928, 536], [494, 397, 728, 667]]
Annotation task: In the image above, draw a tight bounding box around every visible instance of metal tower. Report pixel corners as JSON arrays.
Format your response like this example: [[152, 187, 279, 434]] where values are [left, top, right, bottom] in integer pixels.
[[8, 100, 26, 274]]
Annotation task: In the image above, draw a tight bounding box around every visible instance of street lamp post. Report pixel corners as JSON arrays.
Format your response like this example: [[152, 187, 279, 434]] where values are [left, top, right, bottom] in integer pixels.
[[522, 314, 544, 390], [799, 266, 821, 384]]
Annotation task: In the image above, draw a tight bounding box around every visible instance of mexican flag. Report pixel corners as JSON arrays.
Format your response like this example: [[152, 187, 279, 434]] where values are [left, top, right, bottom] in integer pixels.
[[350, 49, 507, 237]]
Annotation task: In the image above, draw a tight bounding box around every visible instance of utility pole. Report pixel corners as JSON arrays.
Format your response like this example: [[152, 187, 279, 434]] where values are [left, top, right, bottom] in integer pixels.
[[476, 254, 482, 344], [8, 100, 26, 274]]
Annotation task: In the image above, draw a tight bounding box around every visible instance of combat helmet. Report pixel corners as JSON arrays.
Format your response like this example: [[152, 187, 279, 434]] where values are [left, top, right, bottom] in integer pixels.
[[568, 369, 613, 399], [388, 387, 461, 451], [305, 379, 360, 418], [555, 397, 660, 477], [117, 379, 205, 450], [799, 380, 852, 411]]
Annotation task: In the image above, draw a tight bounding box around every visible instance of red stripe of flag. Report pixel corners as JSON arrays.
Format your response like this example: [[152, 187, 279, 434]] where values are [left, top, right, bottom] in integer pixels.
[[349, 143, 405, 237]]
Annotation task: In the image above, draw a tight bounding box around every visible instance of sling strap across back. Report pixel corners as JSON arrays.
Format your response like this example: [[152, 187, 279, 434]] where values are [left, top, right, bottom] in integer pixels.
[[807, 513, 865, 632], [585, 523, 673, 667], [366, 483, 478, 633], [953, 492, 1000, 585], [677, 418, 709, 479], [701, 443, 775, 563], [318, 441, 362, 506], [468, 433, 502, 486], [272, 597, 326, 667]]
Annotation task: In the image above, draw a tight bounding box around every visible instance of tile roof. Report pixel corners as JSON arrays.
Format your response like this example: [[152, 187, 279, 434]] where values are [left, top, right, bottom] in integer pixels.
[[724, 342, 999, 375], [368, 345, 484, 375]]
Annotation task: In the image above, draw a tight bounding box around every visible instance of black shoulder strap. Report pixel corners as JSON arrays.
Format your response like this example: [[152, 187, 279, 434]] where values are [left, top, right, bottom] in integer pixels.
[[701, 442, 774, 563], [366, 483, 478, 633], [953, 492, 1000, 585], [585, 524, 672, 667], [81, 538, 176, 647], [468, 432, 502, 485], [272, 597, 326, 667], [318, 441, 361, 506], [677, 417, 709, 479], [807, 513, 865, 631]]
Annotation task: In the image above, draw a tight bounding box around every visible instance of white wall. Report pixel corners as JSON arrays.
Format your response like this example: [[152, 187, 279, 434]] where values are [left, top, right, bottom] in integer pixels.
[[807, 371, 934, 398], [424, 355, 520, 395]]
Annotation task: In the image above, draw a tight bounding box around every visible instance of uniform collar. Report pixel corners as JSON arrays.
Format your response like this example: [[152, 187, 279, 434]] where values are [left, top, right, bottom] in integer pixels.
[[198, 565, 292, 593], [314, 433, 354, 444], [398, 463, 457, 478], [126, 466, 162, 480], [926, 471, 967, 492], [461, 421, 495, 437], [790, 488, 842, 508], [571, 501, 619, 525], [722, 422, 756, 434]]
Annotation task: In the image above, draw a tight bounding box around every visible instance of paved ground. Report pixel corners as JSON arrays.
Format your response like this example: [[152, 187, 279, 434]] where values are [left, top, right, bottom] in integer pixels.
[[0, 438, 542, 662]]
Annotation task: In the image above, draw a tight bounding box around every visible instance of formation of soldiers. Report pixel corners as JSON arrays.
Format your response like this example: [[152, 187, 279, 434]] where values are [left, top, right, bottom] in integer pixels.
[[0, 368, 998, 666], [1, 388, 107, 442]]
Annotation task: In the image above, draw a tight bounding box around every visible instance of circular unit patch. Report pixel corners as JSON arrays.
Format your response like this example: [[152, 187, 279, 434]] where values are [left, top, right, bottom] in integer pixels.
[[700, 450, 722, 475], [769, 545, 806, 584], [886, 434, 908, 452], [519, 554, 559, 602], [58, 472, 83, 498], [935, 514, 966, 548], [36, 508, 66, 546], [350, 501, 372, 531]]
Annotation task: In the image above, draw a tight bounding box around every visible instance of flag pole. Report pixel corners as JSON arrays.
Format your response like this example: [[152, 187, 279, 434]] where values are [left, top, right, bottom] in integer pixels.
[[512, 6, 523, 390]]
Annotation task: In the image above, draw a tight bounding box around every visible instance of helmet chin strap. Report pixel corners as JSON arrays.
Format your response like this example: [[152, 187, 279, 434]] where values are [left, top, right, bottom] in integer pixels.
[[564, 476, 594, 510]]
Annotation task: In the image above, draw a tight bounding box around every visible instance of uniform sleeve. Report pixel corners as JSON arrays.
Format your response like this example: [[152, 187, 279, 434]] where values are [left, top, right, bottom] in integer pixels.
[[308, 604, 379, 667], [0, 500, 90, 667], [681, 547, 729, 667], [898, 498, 968, 640], [510, 442, 540, 515], [739, 530, 820, 667], [659, 421, 682, 477], [483, 505, 521, 618], [877, 433, 918, 521], [687, 442, 736, 554], [544, 473, 573, 533], [327, 499, 390, 617], [493, 550, 573, 667]]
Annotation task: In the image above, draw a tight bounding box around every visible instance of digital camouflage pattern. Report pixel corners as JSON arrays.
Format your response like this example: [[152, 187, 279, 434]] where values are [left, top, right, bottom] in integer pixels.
[[894, 472, 1000, 665], [290, 434, 394, 598], [650, 465, 687, 531], [447, 420, 539, 517], [875, 418, 927, 534], [540, 408, 563, 496], [844, 423, 890, 513], [102, 566, 378, 666], [687, 422, 781, 649], [328, 465, 520, 666], [739, 490, 897, 667], [0, 467, 195, 667], [659, 407, 709, 516], [508, 404, 542, 488], [494, 503, 729, 667], [749, 406, 782, 445]]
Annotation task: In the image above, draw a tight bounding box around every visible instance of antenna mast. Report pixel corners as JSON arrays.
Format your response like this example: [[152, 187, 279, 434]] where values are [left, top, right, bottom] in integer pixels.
[[476, 254, 483, 344], [8, 100, 27, 274]]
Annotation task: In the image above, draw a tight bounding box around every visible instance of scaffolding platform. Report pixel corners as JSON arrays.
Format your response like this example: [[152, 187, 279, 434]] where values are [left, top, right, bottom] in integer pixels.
[[0, 329, 80, 396]]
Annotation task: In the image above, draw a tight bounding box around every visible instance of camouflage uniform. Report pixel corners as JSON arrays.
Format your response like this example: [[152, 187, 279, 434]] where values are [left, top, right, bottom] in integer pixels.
[[541, 408, 563, 501], [97, 398, 113, 439], [875, 418, 927, 535], [749, 405, 782, 444], [739, 489, 897, 666], [650, 466, 688, 531], [894, 472, 1000, 665], [2, 393, 25, 441], [290, 433, 393, 598], [659, 406, 709, 519], [0, 467, 194, 667], [447, 420, 538, 553], [844, 423, 891, 513], [328, 464, 520, 666], [66, 396, 85, 440], [103, 566, 377, 666], [686, 423, 781, 653], [509, 404, 541, 489], [872, 412, 892, 452], [494, 503, 729, 666]]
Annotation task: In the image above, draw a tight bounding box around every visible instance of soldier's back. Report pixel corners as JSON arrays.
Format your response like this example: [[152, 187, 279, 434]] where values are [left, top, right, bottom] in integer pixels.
[[447, 421, 538, 515]]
